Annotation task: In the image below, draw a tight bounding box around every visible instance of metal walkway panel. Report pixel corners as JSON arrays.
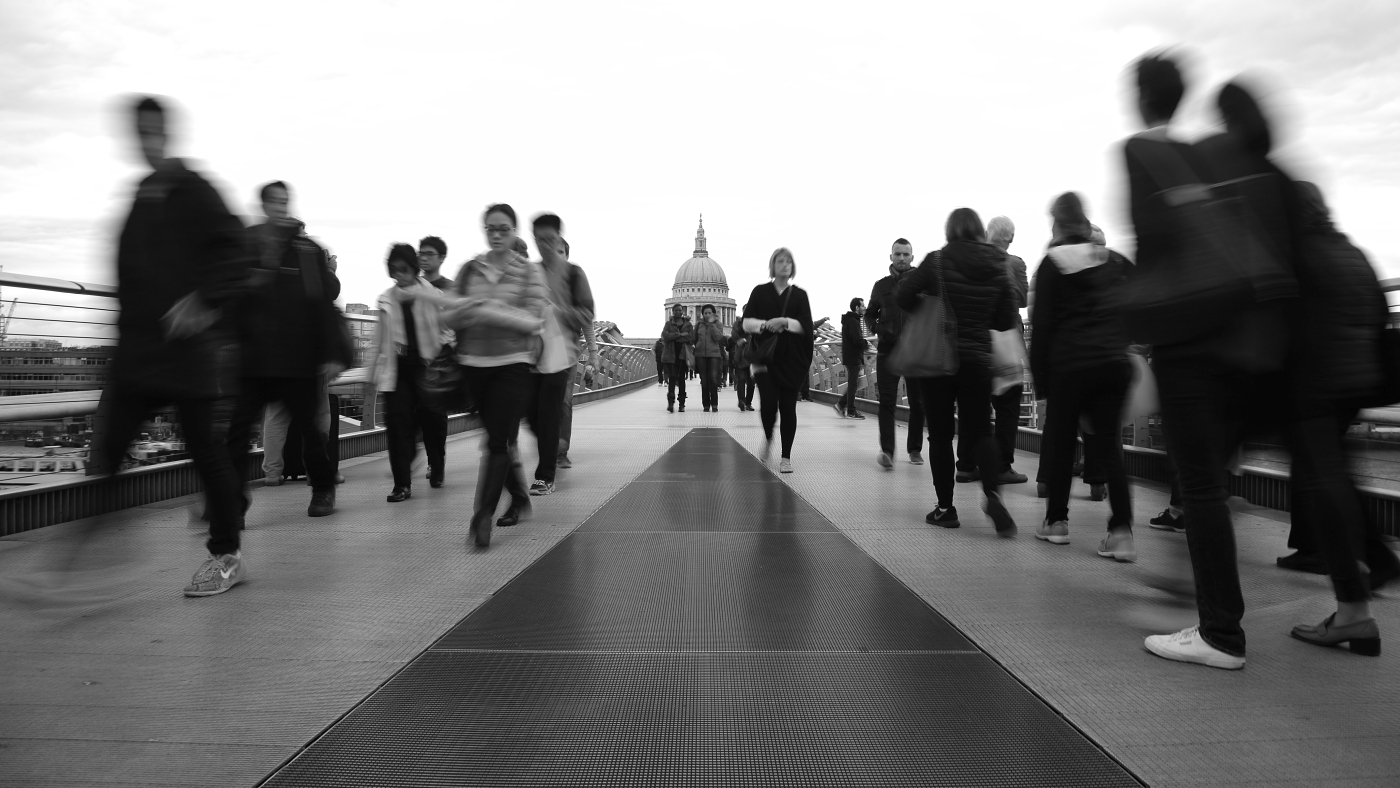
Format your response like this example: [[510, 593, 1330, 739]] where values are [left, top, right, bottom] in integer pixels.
[[261, 428, 1140, 787]]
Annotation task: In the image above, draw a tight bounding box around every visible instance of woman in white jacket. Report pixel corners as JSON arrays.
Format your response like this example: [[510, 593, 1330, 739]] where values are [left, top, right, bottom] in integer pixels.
[[367, 244, 448, 503]]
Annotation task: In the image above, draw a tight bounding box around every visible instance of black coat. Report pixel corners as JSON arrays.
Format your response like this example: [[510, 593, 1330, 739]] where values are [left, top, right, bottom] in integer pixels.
[[1028, 240, 1129, 397], [866, 265, 915, 356], [112, 160, 249, 399], [896, 241, 1017, 370], [239, 222, 341, 378], [840, 311, 867, 365], [742, 282, 814, 390], [1291, 227, 1388, 411]]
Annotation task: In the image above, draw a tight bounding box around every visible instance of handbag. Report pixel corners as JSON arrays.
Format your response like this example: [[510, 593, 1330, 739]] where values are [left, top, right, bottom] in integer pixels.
[[1119, 142, 1287, 346], [1121, 352, 1160, 425], [419, 346, 463, 411], [298, 243, 355, 369], [744, 286, 793, 366], [887, 252, 959, 378], [989, 327, 1027, 395]]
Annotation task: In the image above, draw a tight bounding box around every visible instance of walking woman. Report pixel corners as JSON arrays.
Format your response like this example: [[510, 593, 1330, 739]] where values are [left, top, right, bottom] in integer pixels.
[[433, 204, 545, 547], [897, 208, 1019, 535], [368, 244, 449, 503], [1028, 193, 1134, 558], [694, 304, 727, 411], [742, 248, 814, 472]]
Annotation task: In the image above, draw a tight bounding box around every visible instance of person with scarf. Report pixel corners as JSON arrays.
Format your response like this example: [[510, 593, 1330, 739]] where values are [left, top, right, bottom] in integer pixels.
[[896, 208, 1019, 536], [1029, 193, 1134, 559], [368, 244, 448, 503], [742, 247, 814, 472]]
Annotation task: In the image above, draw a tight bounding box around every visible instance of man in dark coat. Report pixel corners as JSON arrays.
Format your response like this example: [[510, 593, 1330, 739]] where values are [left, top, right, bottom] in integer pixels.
[[866, 238, 925, 468], [225, 180, 343, 519], [93, 95, 250, 597], [660, 304, 694, 412], [729, 316, 755, 411], [835, 298, 868, 419], [971, 216, 1029, 484]]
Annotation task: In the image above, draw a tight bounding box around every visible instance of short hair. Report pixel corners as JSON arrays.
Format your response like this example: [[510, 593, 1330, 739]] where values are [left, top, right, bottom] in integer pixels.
[[701, 303, 716, 314], [850, 297, 864, 310], [531, 213, 563, 235], [418, 236, 447, 257], [892, 237, 912, 250], [1217, 80, 1272, 155], [944, 208, 985, 243], [768, 247, 796, 278], [560, 238, 571, 258], [484, 203, 517, 227], [1136, 52, 1185, 122], [1050, 192, 1091, 239], [671, 303, 685, 312], [259, 180, 289, 204], [386, 243, 418, 276], [133, 96, 164, 118], [986, 216, 1015, 245]]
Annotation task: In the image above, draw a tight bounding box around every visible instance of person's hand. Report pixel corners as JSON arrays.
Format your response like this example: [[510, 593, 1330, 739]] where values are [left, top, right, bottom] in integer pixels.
[[583, 363, 596, 386], [318, 361, 347, 380], [160, 292, 220, 340], [765, 317, 788, 332]]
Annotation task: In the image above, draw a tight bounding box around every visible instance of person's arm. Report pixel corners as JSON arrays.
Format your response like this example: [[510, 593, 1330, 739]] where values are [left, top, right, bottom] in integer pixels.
[[1009, 255, 1029, 310], [895, 253, 938, 311], [1028, 258, 1060, 398], [864, 282, 882, 334], [662, 322, 680, 342]]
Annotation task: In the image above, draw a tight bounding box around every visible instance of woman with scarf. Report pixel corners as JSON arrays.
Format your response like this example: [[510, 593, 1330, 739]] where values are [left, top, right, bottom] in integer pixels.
[[1029, 193, 1134, 559], [742, 248, 814, 472], [368, 244, 449, 503], [897, 208, 1019, 536]]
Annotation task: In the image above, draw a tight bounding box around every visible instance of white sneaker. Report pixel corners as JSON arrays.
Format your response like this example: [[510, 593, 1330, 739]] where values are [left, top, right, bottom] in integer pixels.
[[1144, 625, 1245, 670], [778, 458, 793, 474], [183, 552, 245, 597], [1035, 520, 1070, 545], [1097, 530, 1137, 562]]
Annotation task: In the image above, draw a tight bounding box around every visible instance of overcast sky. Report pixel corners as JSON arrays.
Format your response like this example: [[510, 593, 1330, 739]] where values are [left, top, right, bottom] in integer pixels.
[[2, 0, 1397, 342]]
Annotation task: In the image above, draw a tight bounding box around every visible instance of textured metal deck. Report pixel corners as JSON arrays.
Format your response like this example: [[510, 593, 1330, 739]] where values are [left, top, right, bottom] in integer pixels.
[[260, 428, 1140, 787]]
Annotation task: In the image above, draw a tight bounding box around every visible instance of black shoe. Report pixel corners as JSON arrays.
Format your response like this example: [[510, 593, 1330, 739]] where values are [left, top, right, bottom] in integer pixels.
[[955, 469, 980, 483], [1148, 508, 1185, 532], [926, 505, 960, 529], [470, 509, 493, 548], [984, 492, 1016, 537], [996, 469, 1028, 484], [498, 497, 531, 527], [678, 404, 685, 412], [308, 487, 335, 517], [1036, 482, 1048, 499], [387, 486, 411, 503], [428, 469, 444, 489], [667, 403, 674, 413], [1089, 483, 1107, 501], [1276, 551, 1327, 575]]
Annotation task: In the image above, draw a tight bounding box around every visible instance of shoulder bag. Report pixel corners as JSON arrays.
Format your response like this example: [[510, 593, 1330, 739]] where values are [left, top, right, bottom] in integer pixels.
[[887, 252, 959, 378], [744, 285, 793, 366]]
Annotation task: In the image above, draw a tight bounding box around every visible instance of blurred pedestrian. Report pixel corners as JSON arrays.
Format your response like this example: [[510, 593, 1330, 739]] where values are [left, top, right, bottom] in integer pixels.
[[897, 209, 1019, 536], [867, 238, 926, 468], [977, 215, 1029, 484], [742, 248, 814, 472], [554, 237, 600, 470]]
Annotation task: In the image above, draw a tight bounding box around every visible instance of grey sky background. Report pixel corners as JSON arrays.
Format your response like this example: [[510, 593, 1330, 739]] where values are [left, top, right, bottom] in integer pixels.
[[1, 0, 1397, 341]]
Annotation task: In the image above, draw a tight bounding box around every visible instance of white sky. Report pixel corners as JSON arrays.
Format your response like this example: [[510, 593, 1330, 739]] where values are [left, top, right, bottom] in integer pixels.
[[2, 0, 1398, 341]]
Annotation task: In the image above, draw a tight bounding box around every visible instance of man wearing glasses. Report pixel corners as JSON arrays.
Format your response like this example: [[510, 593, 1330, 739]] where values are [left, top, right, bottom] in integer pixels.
[[414, 236, 454, 486], [417, 236, 454, 292]]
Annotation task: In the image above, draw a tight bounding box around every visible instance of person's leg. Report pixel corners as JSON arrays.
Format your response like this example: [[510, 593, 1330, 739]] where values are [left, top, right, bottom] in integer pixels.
[[734, 366, 749, 408], [226, 378, 273, 503], [744, 370, 755, 408], [954, 369, 1001, 499], [176, 398, 244, 556], [1085, 361, 1134, 529], [1042, 376, 1085, 526], [277, 377, 336, 493], [676, 360, 688, 407], [420, 398, 448, 483], [699, 357, 714, 409], [260, 400, 291, 483], [557, 366, 577, 461], [778, 382, 799, 458], [875, 355, 898, 456], [920, 376, 957, 509], [88, 387, 155, 478], [384, 379, 416, 491], [992, 384, 1022, 474], [905, 376, 925, 456], [756, 372, 778, 443], [530, 369, 568, 487], [1156, 357, 1247, 657], [466, 364, 530, 524], [1289, 412, 1370, 608]]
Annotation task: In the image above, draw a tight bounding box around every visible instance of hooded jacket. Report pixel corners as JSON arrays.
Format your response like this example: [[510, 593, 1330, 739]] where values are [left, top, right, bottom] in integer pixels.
[[841, 311, 868, 365], [896, 240, 1017, 369], [866, 263, 915, 356], [1028, 239, 1129, 395], [660, 315, 695, 364]]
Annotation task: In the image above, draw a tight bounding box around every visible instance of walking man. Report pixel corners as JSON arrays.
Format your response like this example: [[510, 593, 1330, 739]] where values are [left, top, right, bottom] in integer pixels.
[[555, 238, 600, 469], [660, 304, 694, 412], [970, 216, 1029, 484], [866, 238, 925, 468], [730, 315, 755, 411], [835, 297, 867, 419]]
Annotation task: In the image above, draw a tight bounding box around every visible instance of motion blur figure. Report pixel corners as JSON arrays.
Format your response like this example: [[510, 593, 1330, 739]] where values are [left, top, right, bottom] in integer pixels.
[[742, 247, 815, 473], [86, 96, 249, 598], [553, 237, 601, 470], [970, 216, 1028, 484]]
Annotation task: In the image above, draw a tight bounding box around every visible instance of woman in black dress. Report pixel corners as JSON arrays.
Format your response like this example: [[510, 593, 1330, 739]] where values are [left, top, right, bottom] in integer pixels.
[[741, 247, 814, 473]]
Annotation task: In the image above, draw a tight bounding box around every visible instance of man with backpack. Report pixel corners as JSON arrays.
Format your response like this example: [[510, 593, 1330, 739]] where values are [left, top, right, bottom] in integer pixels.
[[866, 238, 925, 469]]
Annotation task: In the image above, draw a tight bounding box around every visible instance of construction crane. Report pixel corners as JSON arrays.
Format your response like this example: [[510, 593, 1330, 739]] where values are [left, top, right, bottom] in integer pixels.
[[0, 297, 14, 342]]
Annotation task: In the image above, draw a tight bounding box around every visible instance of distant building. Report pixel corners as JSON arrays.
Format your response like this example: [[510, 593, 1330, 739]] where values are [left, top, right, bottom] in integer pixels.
[[0, 345, 113, 398], [664, 216, 736, 328]]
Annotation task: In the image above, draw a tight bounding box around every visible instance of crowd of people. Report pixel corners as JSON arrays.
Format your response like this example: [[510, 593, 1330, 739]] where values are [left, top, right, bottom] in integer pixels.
[[50, 48, 1400, 673]]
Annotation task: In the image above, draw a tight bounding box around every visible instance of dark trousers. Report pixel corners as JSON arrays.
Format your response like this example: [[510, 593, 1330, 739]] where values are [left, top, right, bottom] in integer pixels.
[[465, 363, 531, 520], [734, 366, 754, 407], [666, 361, 688, 406], [1042, 362, 1133, 529], [655, 359, 664, 384], [1155, 357, 1285, 657], [524, 368, 569, 484], [756, 372, 799, 458], [876, 354, 924, 456], [966, 384, 1023, 472], [696, 356, 722, 409], [384, 357, 447, 489], [229, 376, 335, 496], [839, 363, 861, 412], [93, 389, 243, 556], [921, 365, 999, 508]]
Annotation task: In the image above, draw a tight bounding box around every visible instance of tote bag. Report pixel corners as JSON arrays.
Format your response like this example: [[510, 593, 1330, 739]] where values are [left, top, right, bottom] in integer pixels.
[[989, 327, 1027, 395], [534, 302, 571, 374], [887, 253, 958, 378]]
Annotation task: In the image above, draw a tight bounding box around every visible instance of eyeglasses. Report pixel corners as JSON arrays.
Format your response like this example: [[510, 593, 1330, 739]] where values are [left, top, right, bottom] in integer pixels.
[[484, 225, 514, 236], [416, 251, 439, 258]]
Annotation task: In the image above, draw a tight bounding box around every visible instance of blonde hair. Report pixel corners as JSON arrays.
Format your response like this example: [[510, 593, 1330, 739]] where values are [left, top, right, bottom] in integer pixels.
[[768, 247, 796, 279]]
